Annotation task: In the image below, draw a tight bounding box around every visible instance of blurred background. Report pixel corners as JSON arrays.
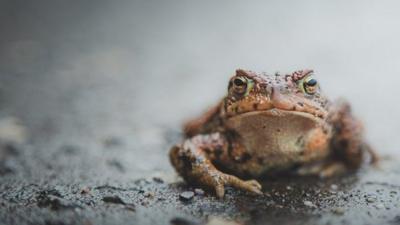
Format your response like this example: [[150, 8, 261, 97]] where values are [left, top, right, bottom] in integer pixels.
[[0, 0, 399, 181]]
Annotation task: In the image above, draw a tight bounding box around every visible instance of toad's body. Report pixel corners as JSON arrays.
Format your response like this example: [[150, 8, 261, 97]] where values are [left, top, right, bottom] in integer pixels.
[[170, 69, 377, 197]]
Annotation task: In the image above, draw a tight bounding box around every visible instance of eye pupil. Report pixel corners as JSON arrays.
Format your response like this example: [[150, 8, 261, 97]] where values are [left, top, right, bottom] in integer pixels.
[[234, 78, 245, 86], [306, 78, 317, 86], [302, 77, 318, 95]]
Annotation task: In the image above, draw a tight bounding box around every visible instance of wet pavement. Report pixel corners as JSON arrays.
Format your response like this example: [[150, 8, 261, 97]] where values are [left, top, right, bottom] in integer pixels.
[[1, 1, 400, 225], [1, 136, 400, 225]]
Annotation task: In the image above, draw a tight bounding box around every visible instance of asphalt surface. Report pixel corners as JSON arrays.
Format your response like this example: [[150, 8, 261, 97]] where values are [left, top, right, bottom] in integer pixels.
[[1, 1, 400, 225], [1, 136, 400, 225]]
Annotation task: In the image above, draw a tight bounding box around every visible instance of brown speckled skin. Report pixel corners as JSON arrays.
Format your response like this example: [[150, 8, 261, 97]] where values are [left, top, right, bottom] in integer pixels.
[[170, 69, 377, 198]]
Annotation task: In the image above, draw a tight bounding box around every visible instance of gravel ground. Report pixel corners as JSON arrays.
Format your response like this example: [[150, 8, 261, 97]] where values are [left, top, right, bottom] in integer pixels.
[[0, 138, 399, 225], [1, 1, 400, 225]]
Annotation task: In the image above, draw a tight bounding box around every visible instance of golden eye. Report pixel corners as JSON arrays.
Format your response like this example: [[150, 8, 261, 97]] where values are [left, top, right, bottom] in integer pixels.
[[300, 76, 318, 95], [229, 76, 253, 97]]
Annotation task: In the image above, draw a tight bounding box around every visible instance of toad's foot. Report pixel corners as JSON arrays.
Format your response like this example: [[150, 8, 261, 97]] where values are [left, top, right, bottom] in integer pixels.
[[207, 172, 263, 198], [169, 133, 262, 198]]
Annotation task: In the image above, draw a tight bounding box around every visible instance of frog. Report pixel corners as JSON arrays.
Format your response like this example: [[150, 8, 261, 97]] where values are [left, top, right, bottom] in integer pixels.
[[169, 69, 378, 198]]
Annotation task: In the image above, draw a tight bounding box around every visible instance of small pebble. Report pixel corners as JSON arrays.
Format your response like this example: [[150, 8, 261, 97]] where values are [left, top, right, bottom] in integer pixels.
[[144, 192, 155, 199], [375, 203, 384, 209], [80, 187, 90, 194], [179, 191, 194, 201], [332, 207, 345, 215], [194, 188, 205, 196], [152, 177, 164, 183], [102, 195, 125, 205], [330, 184, 338, 190], [366, 197, 376, 203], [304, 200, 316, 208]]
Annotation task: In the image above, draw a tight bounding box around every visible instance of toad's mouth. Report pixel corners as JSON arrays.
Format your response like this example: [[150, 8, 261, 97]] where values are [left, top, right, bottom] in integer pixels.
[[228, 108, 326, 125], [225, 90, 327, 119], [225, 103, 328, 122]]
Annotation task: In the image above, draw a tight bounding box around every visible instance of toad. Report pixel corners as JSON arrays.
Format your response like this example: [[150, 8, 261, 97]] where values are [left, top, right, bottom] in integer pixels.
[[170, 69, 377, 198]]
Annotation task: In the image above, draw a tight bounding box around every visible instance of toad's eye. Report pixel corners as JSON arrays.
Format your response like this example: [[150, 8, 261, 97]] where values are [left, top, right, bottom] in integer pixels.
[[234, 77, 246, 86], [229, 76, 253, 97], [299, 75, 318, 95]]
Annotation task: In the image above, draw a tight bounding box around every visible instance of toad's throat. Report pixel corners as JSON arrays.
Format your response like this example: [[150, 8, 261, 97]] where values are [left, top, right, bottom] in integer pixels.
[[225, 109, 330, 171]]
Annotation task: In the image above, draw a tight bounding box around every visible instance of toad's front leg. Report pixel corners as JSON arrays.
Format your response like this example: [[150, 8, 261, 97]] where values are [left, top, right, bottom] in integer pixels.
[[169, 133, 262, 198]]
